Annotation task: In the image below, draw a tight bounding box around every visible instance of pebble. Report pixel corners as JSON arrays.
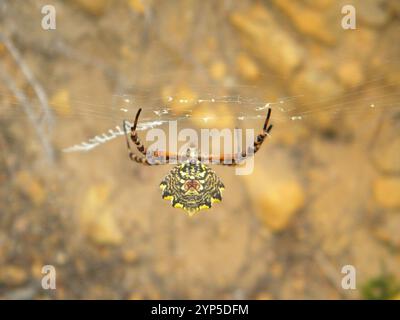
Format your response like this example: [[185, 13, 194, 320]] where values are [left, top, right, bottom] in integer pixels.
[[373, 213, 400, 249], [230, 4, 304, 77], [122, 249, 138, 263], [128, 0, 145, 14], [371, 134, 400, 175], [373, 177, 400, 209], [302, 0, 335, 9], [243, 152, 305, 231], [209, 61, 226, 81], [72, 0, 112, 16], [336, 61, 365, 88], [14, 171, 45, 206], [272, 0, 337, 45], [236, 53, 260, 81], [50, 89, 72, 117], [358, 0, 389, 27], [79, 185, 123, 245], [0, 266, 28, 286]]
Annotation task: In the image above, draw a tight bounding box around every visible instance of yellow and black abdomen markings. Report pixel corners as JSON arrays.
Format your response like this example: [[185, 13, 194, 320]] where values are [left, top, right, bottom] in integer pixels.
[[160, 160, 224, 215]]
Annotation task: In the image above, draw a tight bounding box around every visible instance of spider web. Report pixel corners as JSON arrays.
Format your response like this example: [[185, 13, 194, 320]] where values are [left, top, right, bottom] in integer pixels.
[[57, 75, 399, 153], [0, 1, 398, 157], [1, 73, 399, 154], [1, 0, 400, 300]]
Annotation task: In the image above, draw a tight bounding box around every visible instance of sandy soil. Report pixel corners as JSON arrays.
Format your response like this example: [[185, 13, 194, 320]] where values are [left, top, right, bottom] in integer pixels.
[[0, 0, 399, 299]]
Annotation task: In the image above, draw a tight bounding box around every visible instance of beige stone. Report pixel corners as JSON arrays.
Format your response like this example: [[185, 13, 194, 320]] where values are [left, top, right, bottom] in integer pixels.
[[122, 249, 138, 263], [230, 4, 304, 77], [128, 0, 145, 14], [243, 152, 305, 231], [373, 213, 400, 248], [0, 43, 5, 56], [256, 293, 273, 300], [302, 0, 335, 9], [272, 0, 337, 44], [236, 53, 260, 81], [373, 177, 400, 209], [14, 171, 45, 206], [80, 185, 123, 245], [336, 61, 365, 88], [358, 0, 389, 27], [209, 61, 226, 81], [72, 0, 112, 16], [50, 89, 72, 117], [371, 129, 400, 174], [0, 266, 28, 286]]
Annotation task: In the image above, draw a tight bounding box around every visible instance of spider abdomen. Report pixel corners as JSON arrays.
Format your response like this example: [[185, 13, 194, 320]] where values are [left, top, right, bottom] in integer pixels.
[[159, 160, 224, 216]]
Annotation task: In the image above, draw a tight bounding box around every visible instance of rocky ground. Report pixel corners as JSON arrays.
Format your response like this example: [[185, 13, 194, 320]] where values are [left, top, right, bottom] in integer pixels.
[[0, 0, 399, 299]]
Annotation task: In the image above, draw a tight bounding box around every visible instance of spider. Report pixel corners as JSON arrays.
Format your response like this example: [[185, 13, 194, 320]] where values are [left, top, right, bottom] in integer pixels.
[[123, 108, 273, 216]]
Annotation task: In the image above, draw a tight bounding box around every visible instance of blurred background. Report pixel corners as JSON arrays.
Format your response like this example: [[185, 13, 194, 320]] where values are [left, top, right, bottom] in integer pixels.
[[0, 0, 399, 299]]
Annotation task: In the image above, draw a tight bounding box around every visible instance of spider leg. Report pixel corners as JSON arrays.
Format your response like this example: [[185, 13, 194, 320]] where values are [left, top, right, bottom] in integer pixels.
[[123, 112, 170, 165], [201, 108, 273, 166], [123, 118, 137, 161], [128, 152, 167, 165], [253, 107, 273, 154], [127, 108, 148, 156]]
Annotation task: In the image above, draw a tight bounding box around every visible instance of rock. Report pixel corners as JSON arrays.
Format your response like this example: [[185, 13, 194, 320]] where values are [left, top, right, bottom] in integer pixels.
[[373, 177, 400, 209], [373, 25, 400, 84], [393, 293, 400, 300], [342, 28, 377, 63], [270, 262, 283, 278], [0, 266, 28, 286], [128, 0, 146, 14], [255, 293, 273, 300], [373, 213, 400, 249], [358, 0, 389, 27], [236, 53, 260, 81], [209, 60, 226, 81], [80, 185, 123, 245], [302, 0, 335, 9], [14, 171, 45, 206], [31, 261, 45, 279], [272, 0, 337, 45], [388, 0, 400, 17], [336, 61, 365, 88], [0, 43, 5, 56], [122, 249, 138, 263], [256, 179, 304, 231], [230, 4, 304, 77], [50, 89, 72, 117], [128, 293, 144, 300], [371, 133, 400, 174], [120, 44, 136, 61], [243, 151, 305, 231], [72, 0, 112, 16]]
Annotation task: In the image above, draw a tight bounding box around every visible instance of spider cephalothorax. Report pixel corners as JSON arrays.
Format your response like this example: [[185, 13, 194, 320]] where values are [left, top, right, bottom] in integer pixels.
[[160, 158, 225, 215], [123, 108, 273, 216]]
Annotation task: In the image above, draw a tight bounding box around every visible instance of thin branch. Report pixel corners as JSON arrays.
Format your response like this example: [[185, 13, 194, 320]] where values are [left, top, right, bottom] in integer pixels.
[[0, 32, 54, 131], [314, 251, 351, 299], [0, 63, 54, 163]]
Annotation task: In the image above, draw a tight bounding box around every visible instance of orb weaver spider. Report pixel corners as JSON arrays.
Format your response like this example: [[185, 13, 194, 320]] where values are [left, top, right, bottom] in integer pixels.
[[123, 108, 273, 215]]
